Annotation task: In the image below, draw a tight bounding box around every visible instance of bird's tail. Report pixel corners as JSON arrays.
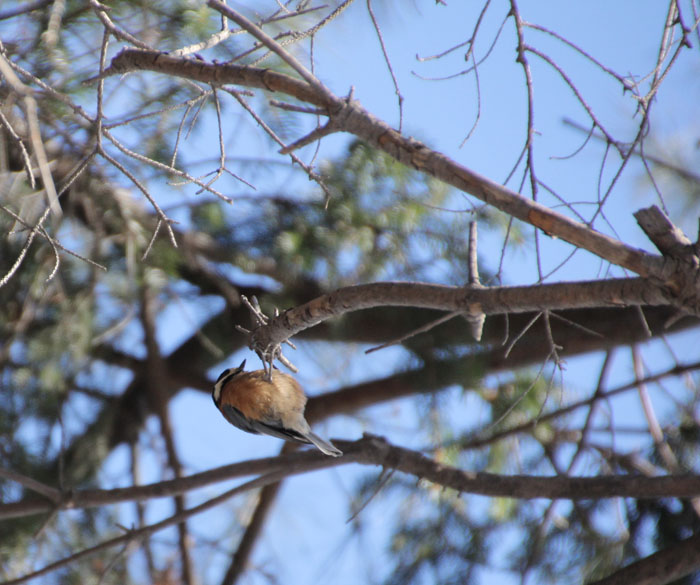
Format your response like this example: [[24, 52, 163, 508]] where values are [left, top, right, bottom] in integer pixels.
[[305, 431, 343, 457]]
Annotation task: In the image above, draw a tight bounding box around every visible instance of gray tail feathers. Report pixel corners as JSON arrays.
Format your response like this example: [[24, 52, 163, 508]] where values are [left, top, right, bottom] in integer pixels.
[[305, 431, 343, 457]]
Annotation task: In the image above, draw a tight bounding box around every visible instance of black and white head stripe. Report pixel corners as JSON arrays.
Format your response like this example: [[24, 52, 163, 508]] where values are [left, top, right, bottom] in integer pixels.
[[212, 359, 246, 403]]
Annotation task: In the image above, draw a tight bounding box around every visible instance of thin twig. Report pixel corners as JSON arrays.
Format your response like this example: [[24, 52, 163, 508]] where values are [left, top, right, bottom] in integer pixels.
[[365, 311, 461, 354], [504, 312, 542, 359], [0, 206, 51, 289], [207, 0, 335, 102], [0, 52, 61, 216], [102, 127, 232, 203], [88, 0, 153, 49], [0, 110, 35, 187], [366, 0, 403, 131], [97, 149, 178, 248], [0, 203, 106, 271], [2, 470, 295, 585], [225, 87, 331, 199], [346, 467, 395, 522], [0, 468, 60, 502]]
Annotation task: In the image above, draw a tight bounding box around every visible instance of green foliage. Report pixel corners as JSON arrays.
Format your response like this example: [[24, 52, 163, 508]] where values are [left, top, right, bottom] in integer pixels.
[[353, 475, 486, 585], [207, 139, 498, 288]]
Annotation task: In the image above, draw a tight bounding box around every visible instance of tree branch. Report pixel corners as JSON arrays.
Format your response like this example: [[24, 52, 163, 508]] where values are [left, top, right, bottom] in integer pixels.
[[0, 468, 60, 502], [219, 463, 286, 585], [103, 48, 664, 278], [0, 454, 298, 520], [0, 469, 296, 585], [588, 532, 700, 585], [6, 436, 700, 522], [139, 281, 194, 585], [206, 0, 335, 103], [341, 436, 700, 500], [249, 278, 672, 353], [6, 438, 700, 584]]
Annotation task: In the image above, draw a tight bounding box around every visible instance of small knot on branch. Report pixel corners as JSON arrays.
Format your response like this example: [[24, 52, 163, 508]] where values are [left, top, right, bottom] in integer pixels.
[[463, 220, 486, 341]]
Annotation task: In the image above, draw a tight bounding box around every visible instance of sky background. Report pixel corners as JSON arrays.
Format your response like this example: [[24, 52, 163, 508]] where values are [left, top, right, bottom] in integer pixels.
[[60, 1, 700, 584]]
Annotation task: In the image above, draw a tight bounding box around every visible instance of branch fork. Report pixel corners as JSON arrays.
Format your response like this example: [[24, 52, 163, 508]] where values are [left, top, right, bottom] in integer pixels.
[[635, 205, 700, 318], [236, 295, 298, 377]]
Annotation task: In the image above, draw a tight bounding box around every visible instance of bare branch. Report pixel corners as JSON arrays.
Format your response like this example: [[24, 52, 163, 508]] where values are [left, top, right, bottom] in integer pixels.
[[104, 48, 664, 278], [635, 205, 695, 258], [2, 469, 296, 585], [366, 0, 403, 131], [101, 127, 232, 203], [0, 53, 61, 216], [588, 532, 700, 585], [206, 0, 335, 102], [0, 111, 35, 187], [0, 468, 60, 502], [344, 436, 700, 500], [0, 454, 296, 521], [139, 280, 194, 585], [464, 220, 486, 340], [0, 206, 51, 289], [365, 311, 462, 354], [250, 278, 672, 353], [8, 435, 700, 585], [0, 202, 106, 271], [218, 453, 287, 585], [88, 0, 153, 50], [458, 358, 700, 451], [0, 0, 52, 21]]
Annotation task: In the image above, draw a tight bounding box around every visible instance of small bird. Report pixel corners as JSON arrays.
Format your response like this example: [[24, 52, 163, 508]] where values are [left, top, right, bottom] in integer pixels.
[[212, 360, 342, 457]]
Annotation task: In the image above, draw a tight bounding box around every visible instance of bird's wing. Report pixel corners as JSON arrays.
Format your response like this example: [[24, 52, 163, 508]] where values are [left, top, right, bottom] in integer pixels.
[[220, 404, 310, 444], [220, 404, 261, 435]]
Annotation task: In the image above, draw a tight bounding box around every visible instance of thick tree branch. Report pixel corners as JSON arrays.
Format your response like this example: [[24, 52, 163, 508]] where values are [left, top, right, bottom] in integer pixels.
[[249, 278, 672, 352], [588, 531, 700, 585], [7, 437, 700, 585], [342, 436, 700, 500], [104, 48, 700, 322], [7, 437, 700, 520], [635, 206, 700, 311], [104, 48, 664, 279], [636, 206, 695, 257], [0, 454, 294, 520], [105, 48, 327, 108], [56, 299, 694, 490]]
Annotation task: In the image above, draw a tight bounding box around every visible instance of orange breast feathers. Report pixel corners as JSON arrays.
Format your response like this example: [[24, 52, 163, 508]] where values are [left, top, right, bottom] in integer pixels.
[[217, 369, 307, 429]]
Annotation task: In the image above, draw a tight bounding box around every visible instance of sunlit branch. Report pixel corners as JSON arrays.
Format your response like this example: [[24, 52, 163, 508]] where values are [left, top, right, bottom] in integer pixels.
[[249, 278, 671, 352]]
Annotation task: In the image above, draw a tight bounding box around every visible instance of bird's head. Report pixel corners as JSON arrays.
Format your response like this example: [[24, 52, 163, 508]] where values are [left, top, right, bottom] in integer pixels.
[[212, 359, 246, 404]]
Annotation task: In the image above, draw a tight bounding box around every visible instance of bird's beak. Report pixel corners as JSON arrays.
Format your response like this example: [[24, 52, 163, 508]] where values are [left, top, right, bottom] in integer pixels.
[[238, 359, 246, 371]]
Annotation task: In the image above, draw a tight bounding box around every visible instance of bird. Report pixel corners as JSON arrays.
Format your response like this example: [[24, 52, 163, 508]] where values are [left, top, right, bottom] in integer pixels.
[[212, 359, 342, 457]]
